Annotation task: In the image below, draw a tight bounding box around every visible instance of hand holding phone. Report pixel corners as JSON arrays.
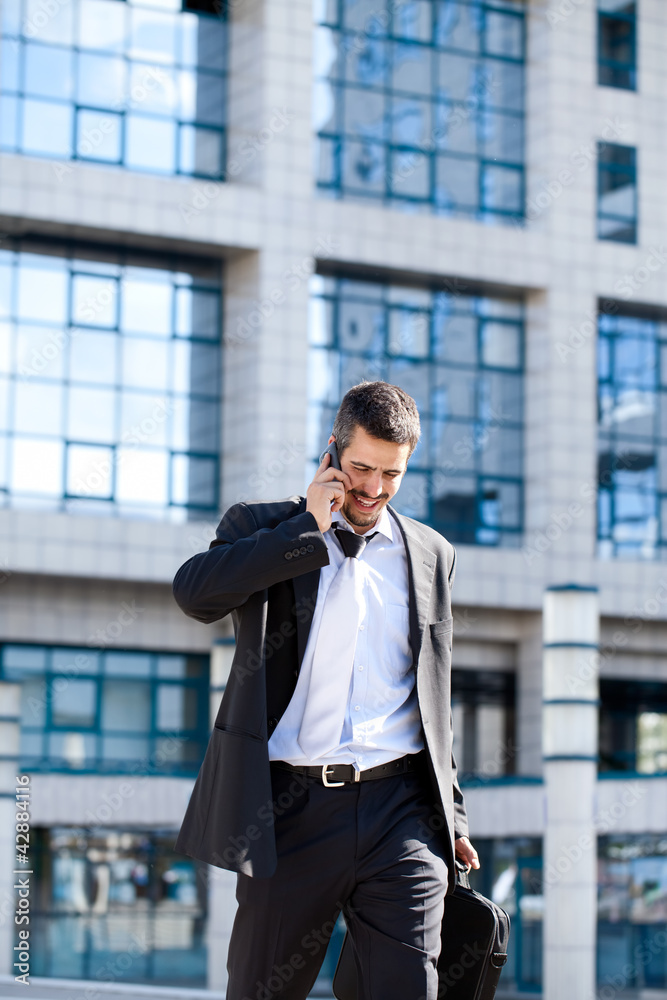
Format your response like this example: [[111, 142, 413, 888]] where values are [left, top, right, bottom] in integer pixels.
[[307, 439, 350, 534]]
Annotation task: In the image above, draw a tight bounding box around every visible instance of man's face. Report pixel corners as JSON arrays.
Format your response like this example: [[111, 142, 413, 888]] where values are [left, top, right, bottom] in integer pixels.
[[331, 426, 411, 533]]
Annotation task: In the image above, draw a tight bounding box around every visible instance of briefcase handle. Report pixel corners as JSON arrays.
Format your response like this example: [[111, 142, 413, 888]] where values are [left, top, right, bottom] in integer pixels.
[[454, 857, 472, 890]]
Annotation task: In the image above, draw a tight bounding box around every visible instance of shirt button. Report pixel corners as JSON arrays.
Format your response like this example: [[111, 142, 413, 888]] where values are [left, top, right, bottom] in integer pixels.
[[358, 665, 364, 671], [359, 625, 365, 631], [354, 705, 361, 712]]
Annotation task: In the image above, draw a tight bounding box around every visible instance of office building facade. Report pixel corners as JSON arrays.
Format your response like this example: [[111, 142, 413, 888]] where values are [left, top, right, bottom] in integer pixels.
[[0, 0, 666, 996]]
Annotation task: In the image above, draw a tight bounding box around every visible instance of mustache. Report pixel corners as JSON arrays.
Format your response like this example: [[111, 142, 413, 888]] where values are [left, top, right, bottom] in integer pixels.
[[349, 490, 389, 502]]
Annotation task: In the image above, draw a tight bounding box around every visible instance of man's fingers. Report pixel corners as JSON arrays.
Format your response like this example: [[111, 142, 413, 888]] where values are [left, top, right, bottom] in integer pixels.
[[317, 467, 353, 492]]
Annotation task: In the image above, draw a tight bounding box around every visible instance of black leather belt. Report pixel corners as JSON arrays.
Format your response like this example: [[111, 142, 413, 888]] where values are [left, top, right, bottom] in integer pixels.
[[271, 752, 425, 787]]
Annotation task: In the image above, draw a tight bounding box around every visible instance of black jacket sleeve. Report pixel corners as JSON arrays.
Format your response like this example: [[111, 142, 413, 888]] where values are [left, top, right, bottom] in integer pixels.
[[172, 502, 329, 624]]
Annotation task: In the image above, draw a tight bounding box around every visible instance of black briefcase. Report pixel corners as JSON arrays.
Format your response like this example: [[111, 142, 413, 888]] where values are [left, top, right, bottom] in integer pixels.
[[332, 862, 510, 1000]]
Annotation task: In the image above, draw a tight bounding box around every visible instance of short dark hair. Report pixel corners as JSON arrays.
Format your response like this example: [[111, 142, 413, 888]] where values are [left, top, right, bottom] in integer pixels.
[[332, 381, 421, 456]]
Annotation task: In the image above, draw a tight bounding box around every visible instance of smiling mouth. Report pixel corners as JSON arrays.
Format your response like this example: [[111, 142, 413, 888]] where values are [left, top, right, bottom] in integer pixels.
[[351, 494, 385, 511]]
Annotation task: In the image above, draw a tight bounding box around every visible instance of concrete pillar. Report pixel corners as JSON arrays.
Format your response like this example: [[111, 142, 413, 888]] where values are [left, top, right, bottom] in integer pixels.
[[0, 681, 21, 975], [542, 584, 599, 1000], [207, 639, 239, 993]]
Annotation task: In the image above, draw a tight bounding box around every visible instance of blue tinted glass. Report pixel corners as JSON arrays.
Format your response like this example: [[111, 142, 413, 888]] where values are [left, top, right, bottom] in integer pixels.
[[72, 275, 119, 328], [68, 386, 116, 442], [309, 276, 523, 546], [17, 262, 68, 324], [129, 8, 178, 65], [77, 52, 126, 108], [67, 444, 113, 497], [482, 164, 522, 212], [25, 43, 74, 99], [22, 99, 73, 157], [121, 275, 173, 335], [1, 246, 220, 516], [70, 331, 117, 383], [0, 95, 19, 148], [317, 1, 524, 218], [76, 109, 122, 161], [78, 0, 127, 52], [126, 114, 177, 173], [1, 39, 20, 92], [3, 0, 226, 177], [14, 382, 63, 436], [484, 11, 523, 59], [179, 124, 224, 177]]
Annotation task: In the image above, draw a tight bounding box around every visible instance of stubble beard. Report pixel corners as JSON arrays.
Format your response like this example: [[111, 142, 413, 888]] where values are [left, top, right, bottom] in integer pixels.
[[341, 491, 389, 529]]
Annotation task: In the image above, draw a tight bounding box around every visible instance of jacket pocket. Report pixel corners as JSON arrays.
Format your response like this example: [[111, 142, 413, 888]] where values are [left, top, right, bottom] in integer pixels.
[[429, 617, 454, 637], [213, 723, 264, 743]]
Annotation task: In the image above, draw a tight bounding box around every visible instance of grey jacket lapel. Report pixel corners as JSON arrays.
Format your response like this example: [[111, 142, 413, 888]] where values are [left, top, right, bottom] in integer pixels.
[[388, 506, 436, 666]]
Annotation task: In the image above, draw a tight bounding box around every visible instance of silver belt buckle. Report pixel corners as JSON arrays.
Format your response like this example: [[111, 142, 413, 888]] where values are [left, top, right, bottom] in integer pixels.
[[322, 765, 345, 787]]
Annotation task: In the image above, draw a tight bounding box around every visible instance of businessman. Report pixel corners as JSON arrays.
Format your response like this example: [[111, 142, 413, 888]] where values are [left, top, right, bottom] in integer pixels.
[[173, 380, 479, 1000]]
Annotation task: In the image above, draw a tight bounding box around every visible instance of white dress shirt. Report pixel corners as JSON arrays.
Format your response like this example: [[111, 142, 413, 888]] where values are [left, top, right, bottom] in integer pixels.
[[268, 506, 424, 770]]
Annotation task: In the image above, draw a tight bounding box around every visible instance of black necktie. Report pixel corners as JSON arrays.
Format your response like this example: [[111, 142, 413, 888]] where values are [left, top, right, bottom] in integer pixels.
[[334, 525, 377, 559]]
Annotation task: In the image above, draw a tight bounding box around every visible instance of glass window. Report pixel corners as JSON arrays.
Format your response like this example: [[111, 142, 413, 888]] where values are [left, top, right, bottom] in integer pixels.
[[452, 669, 516, 781], [598, 1, 636, 90], [28, 828, 207, 984], [0, 243, 221, 519], [315, 0, 525, 222], [1, 0, 227, 179], [598, 835, 667, 991], [308, 274, 524, 546], [598, 143, 637, 244], [597, 312, 667, 558], [600, 678, 667, 772], [0, 643, 210, 775]]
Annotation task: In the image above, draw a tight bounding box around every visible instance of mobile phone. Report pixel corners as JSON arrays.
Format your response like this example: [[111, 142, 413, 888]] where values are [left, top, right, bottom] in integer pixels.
[[319, 440, 341, 470]]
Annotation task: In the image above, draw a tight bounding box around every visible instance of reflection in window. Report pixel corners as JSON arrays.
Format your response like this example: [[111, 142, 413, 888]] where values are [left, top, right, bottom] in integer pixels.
[[597, 311, 667, 558], [469, 837, 543, 993], [600, 678, 667, 774], [29, 828, 207, 985], [0, 643, 209, 775], [314, 0, 525, 221], [597, 143, 637, 243], [308, 274, 524, 546], [598, 1, 636, 91], [452, 669, 516, 781], [0, 0, 227, 178], [598, 835, 667, 990], [0, 242, 221, 520]]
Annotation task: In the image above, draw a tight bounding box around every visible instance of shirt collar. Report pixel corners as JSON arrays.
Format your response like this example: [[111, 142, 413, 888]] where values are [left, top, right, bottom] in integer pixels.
[[331, 505, 394, 543]]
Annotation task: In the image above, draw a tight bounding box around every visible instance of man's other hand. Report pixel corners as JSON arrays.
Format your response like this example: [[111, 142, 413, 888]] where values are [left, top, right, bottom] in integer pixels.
[[454, 836, 480, 871]]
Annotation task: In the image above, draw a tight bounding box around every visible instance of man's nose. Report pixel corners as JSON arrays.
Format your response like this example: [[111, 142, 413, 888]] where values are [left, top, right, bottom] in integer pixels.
[[362, 474, 384, 497]]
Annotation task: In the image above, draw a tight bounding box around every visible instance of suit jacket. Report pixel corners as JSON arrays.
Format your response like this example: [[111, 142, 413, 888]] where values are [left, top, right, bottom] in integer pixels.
[[172, 496, 469, 891]]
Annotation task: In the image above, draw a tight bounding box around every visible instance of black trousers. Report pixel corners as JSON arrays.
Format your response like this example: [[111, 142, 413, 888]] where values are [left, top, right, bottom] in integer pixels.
[[226, 762, 449, 1000]]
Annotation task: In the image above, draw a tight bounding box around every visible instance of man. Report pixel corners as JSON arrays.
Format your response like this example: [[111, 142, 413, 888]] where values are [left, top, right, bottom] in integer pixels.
[[173, 381, 479, 1000]]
